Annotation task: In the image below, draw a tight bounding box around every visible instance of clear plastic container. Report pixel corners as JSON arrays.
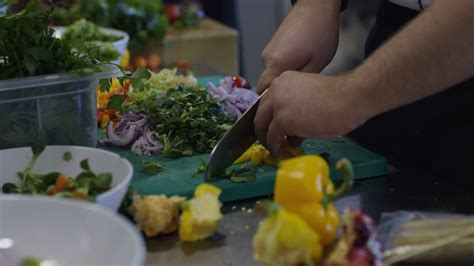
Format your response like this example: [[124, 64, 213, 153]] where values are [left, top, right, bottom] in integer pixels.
[[0, 65, 121, 149]]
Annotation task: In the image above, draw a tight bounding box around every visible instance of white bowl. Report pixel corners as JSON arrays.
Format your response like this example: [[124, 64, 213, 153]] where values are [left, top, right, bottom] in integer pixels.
[[0, 146, 133, 211], [0, 195, 145, 266], [52, 26, 130, 65]]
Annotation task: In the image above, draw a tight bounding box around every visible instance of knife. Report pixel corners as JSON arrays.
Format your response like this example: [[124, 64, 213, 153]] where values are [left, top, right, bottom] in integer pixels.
[[204, 89, 268, 180]]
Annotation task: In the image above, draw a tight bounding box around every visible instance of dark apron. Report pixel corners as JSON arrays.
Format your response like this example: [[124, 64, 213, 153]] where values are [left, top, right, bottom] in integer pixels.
[[349, 1, 474, 186]]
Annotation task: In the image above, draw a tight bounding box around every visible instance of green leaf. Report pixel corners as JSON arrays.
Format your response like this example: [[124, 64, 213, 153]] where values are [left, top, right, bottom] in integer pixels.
[[130, 67, 151, 90], [92, 173, 113, 191], [2, 183, 18, 193], [80, 159, 91, 171], [230, 173, 256, 183], [63, 152, 72, 162], [99, 78, 112, 93], [107, 94, 126, 109], [143, 160, 166, 175], [31, 144, 45, 158]]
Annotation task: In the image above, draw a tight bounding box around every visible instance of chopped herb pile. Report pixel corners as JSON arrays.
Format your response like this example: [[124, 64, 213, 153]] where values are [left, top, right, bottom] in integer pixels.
[[2, 146, 113, 201], [148, 86, 231, 158]]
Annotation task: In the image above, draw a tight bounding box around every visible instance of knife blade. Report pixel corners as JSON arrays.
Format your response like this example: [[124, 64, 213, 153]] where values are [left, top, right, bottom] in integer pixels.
[[204, 89, 268, 180]]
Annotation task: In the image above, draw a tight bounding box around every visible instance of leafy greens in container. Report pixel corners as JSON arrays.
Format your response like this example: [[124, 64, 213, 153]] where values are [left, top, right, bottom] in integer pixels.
[[0, 0, 121, 149]]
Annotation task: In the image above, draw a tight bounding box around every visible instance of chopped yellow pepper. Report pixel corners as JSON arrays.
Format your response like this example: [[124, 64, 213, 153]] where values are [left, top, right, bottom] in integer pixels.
[[179, 183, 223, 242], [235, 140, 303, 166], [253, 205, 322, 266], [274, 155, 353, 246]]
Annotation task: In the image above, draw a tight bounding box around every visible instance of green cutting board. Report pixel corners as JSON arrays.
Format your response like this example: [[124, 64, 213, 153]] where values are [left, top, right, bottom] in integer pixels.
[[99, 76, 388, 202]]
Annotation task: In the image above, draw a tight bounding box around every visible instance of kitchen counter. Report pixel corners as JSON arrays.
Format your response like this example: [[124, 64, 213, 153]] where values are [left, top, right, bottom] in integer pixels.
[[145, 167, 474, 266]]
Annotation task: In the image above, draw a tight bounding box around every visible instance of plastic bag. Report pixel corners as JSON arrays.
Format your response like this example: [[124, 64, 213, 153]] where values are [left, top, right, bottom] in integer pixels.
[[378, 211, 474, 264]]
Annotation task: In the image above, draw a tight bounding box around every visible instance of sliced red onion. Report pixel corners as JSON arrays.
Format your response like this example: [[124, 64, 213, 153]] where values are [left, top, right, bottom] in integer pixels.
[[103, 121, 140, 147], [131, 128, 163, 156], [102, 111, 148, 147], [207, 77, 258, 120]]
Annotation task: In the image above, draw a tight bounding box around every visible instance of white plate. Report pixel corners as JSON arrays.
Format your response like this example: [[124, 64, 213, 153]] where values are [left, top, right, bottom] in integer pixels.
[[0, 195, 145, 266], [0, 146, 133, 211]]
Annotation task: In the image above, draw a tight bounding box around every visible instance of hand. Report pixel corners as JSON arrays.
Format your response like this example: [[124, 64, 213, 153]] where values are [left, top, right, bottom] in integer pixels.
[[254, 71, 370, 156], [256, 0, 341, 94]]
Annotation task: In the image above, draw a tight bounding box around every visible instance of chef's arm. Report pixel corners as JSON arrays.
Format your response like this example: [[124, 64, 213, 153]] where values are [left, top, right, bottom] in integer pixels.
[[347, 0, 474, 120]]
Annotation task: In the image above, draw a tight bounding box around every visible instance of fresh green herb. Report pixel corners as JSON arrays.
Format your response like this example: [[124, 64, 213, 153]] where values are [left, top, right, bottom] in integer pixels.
[[0, 1, 117, 149], [63, 151, 72, 161], [128, 85, 231, 158], [192, 161, 206, 177], [226, 163, 257, 183], [2, 147, 113, 201], [143, 160, 166, 175]]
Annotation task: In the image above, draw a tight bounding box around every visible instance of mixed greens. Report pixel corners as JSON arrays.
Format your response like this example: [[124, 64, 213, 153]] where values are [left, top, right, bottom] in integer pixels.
[[63, 18, 123, 43], [2, 146, 113, 201], [49, 0, 168, 47], [102, 69, 250, 158]]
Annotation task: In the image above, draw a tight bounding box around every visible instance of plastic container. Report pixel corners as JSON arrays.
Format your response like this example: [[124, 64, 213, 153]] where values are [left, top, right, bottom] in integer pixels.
[[0, 65, 121, 149]]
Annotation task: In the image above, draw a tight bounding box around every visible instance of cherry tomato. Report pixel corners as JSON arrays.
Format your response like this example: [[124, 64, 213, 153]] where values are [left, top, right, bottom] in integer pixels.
[[165, 4, 181, 23], [232, 76, 247, 88]]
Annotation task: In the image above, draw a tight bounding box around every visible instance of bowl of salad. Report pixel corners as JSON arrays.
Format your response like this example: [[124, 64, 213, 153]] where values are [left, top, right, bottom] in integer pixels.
[[52, 19, 130, 65], [0, 195, 145, 266], [0, 145, 133, 211]]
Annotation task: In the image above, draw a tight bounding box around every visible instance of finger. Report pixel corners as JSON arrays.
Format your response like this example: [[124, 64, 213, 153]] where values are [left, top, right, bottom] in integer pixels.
[[266, 119, 286, 157], [287, 136, 305, 146], [254, 96, 273, 147], [256, 66, 282, 94]]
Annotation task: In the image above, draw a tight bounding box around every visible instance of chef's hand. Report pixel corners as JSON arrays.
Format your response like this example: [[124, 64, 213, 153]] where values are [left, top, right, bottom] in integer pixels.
[[256, 0, 341, 94], [254, 71, 369, 156]]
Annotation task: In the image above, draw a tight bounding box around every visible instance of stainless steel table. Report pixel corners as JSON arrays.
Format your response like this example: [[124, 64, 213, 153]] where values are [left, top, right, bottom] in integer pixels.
[[145, 169, 474, 266]]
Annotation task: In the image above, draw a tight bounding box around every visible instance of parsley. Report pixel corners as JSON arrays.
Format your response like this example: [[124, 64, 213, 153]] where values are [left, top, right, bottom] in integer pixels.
[[128, 85, 232, 158]]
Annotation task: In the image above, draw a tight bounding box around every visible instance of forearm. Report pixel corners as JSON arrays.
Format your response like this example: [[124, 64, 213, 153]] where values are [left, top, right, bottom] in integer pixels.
[[347, 0, 474, 119]]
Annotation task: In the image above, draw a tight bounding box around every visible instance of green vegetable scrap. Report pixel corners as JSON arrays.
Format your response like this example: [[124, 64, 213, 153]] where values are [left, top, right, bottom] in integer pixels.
[[192, 161, 206, 177], [143, 160, 166, 175], [2, 146, 113, 201], [63, 151, 72, 161]]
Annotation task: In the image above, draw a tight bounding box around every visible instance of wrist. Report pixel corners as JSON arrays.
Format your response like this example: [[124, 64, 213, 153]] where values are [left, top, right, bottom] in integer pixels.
[[340, 70, 384, 122], [295, 0, 341, 13]]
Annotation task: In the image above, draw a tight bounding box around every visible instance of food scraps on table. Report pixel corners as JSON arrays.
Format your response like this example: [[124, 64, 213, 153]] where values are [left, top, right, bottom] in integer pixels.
[[128, 183, 222, 241], [2, 146, 112, 201], [128, 194, 185, 238], [324, 210, 383, 266], [179, 183, 223, 241]]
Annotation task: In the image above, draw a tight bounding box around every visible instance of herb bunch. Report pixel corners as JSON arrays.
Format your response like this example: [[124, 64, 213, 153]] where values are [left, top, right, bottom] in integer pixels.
[[0, 0, 115, 80]]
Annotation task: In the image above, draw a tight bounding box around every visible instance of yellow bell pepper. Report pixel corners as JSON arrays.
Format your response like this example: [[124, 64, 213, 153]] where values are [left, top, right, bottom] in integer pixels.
[[179, 183, 223, 242], [274, 155, 353, 246], [235, 140, 303, 166], [253, 204, 322, 266]]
